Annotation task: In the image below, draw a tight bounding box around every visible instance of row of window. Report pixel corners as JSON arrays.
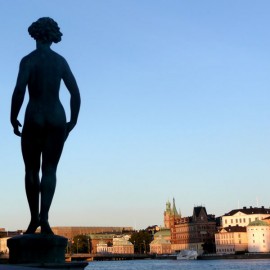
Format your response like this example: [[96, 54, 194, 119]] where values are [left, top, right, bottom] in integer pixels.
[[216, 240, 242, 244], [216, 233, 242, 239], [175, 226, 213, 232], [216, 248, 234, 253], [224, 217, 259, 225]]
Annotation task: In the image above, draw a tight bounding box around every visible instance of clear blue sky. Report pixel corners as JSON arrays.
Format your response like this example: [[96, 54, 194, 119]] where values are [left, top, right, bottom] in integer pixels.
[[1, 1, 270, 231]]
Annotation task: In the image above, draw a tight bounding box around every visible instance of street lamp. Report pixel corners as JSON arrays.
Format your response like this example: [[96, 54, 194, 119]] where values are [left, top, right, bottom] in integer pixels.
[[77, 239, 80, 254], [143, 240, 146, 254]]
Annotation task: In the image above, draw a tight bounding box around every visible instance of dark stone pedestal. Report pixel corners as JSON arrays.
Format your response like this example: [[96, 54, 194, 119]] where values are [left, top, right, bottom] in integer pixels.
[[7, 234, 67, 264]]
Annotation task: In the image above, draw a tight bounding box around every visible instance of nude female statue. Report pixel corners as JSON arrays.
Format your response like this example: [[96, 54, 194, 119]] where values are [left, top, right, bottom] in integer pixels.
[[10, 17, 81, 234]]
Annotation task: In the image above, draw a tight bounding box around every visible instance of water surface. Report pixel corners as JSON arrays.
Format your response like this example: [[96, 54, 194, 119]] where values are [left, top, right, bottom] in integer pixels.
[[86, 259, 270, 270]]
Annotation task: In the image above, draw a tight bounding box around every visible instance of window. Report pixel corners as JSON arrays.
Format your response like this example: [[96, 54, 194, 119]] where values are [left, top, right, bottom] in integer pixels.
[[236, 219, 238, 223], [231, 219, 233, 223]]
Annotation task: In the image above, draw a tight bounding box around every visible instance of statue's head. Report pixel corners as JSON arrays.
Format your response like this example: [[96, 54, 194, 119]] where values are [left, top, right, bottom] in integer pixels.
[[28, 17, 62, 44]]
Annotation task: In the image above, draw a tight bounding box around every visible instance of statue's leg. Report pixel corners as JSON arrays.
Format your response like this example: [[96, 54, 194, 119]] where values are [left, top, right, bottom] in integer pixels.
[[21, 128, 42, 234], [40, 125, 66, 234]]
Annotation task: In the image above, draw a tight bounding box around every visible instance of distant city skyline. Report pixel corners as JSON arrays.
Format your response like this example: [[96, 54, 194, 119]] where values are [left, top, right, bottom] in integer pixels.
[[1, 1, 270, 231]]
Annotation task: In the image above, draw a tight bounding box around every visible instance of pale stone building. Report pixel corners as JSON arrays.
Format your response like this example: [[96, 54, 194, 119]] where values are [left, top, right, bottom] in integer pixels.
[[247, 220, 270, 253], [96, 240, 113, 254], [215, 226, 247, 254], [150, 236, 171, 254], [222, 206, 270, 227], [0, 237, 9, 254], [112, 236, 134, 254]]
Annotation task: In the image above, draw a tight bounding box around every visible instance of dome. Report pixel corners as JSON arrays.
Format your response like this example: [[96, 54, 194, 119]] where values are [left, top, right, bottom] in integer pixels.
[[248, 220, 269, 227], [151, 237, 171, 245]]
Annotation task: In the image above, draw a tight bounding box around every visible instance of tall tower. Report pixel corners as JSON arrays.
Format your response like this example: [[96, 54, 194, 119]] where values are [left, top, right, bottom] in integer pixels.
[[164, 200, 172, 229], [164, 198, 181, 229]]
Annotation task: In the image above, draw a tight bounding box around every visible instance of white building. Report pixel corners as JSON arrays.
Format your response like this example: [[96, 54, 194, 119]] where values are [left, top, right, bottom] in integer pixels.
[[247, 220, 270, 253], [222, 206, 270, 227], [96, 240, 113, 254], [215, 226, 247, 254], [0, 237, 9, 254]]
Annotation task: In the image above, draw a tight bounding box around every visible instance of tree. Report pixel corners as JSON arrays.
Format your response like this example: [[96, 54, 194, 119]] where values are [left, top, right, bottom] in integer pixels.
[[71, 235, 90, 254], [202, 240, 216, 254], [129, 230, 152, 254]]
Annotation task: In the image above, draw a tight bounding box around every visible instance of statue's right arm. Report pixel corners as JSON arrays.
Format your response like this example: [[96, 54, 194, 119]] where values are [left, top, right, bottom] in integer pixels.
[[62, 59, 81, 135], [10, 58, 29, 137]]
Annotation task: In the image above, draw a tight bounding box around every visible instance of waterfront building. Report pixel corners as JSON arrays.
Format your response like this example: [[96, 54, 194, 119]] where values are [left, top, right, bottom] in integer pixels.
[[221, 206, 270, 227], [89, 234, 114, 254], [112, 236, 134, 254], [215, 226, 248, 254], [150, 236, 171, 254], [0, 237, 9, 254], [164, 198, 181, 229], [90, 234, 134, 254], [247, 220, 270, 253], [51, 226, 133, 239], [96, 240, 113, 254], [170, 206, 216, 254]]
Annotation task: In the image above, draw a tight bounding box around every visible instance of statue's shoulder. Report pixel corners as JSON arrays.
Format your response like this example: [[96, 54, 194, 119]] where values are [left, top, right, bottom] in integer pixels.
[[51, 50, 66, 60], [19, 51, 36, 67], [50, 51, 70, 67]]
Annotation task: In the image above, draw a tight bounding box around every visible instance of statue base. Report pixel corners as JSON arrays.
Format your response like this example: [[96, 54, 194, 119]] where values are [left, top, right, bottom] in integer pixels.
[[7, 234, 68, 264]]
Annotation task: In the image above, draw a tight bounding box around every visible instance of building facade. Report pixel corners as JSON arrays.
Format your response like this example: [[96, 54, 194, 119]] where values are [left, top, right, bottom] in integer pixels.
[[247, 220, 270, 253], [150, 236, 171, 254], [215, 226, 247, 254], [112, 237, 134, 254], [52, 226, 133, 240], [221, 207, 270, 227], [88, 234, 114, 254], [0, 237, 9, 254], [170, 206, 216, 254]]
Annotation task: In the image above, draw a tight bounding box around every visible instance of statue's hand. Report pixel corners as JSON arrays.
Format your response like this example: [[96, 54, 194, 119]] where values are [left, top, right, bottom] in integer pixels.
[[12, 120, 22, 137], [65, 122, 76, 140]]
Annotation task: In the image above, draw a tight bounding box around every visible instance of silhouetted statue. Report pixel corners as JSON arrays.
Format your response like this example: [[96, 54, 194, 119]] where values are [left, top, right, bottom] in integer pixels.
[[10, 17, 81, 234]]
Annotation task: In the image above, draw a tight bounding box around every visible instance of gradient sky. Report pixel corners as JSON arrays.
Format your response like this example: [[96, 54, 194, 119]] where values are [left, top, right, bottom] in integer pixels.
[[1, 1, 270, 231]]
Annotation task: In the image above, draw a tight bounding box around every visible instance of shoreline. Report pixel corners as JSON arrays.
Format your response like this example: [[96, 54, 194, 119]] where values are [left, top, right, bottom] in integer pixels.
[[198, 253, 270, 260]]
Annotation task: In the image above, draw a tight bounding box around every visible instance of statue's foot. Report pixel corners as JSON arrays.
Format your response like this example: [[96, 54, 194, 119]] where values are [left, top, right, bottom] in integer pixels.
[[40, 220, 54, 235], [24, 219, 40, 234]]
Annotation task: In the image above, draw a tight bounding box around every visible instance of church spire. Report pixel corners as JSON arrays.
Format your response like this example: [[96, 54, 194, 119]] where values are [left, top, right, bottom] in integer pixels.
[[172, 198, 179, 216]]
